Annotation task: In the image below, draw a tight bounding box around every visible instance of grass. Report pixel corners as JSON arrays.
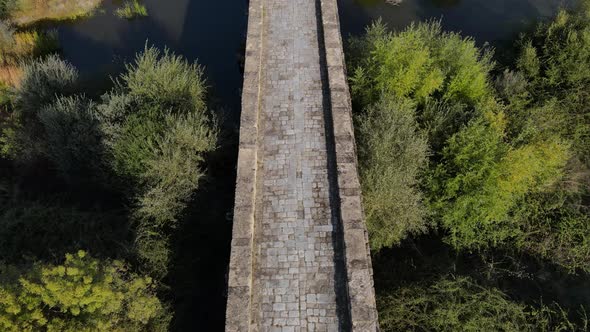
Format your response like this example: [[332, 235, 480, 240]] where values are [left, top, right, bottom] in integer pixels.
[[116, 0, 148, 19]]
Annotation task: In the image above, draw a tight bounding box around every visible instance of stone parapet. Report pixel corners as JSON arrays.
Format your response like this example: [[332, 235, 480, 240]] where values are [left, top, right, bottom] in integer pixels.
[[318, 0, 379, 330]]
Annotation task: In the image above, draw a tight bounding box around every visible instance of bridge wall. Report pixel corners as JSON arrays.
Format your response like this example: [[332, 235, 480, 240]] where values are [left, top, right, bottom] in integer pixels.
[[225, 0, 262, 328], [318, 0, 379, 329], [225, 0, 378, 329]]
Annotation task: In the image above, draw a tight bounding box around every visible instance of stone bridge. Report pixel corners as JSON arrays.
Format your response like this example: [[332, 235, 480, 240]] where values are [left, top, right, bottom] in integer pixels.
[[225, 0, 378, 330]]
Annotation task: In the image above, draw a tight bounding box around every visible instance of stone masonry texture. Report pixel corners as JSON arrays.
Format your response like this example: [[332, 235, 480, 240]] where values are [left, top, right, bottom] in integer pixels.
[[225, 0, 378, 330]]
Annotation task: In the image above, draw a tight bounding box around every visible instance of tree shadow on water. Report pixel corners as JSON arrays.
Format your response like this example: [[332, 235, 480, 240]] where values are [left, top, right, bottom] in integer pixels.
[[168, 128, 238, 331]]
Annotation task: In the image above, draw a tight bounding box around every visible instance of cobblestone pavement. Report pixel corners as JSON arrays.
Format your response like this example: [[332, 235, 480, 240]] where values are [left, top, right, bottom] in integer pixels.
[[250, 0, 341, 330]]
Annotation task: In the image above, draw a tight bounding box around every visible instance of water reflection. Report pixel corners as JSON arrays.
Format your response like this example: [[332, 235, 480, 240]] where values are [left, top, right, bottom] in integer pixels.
[[339, 0, 577, 43]]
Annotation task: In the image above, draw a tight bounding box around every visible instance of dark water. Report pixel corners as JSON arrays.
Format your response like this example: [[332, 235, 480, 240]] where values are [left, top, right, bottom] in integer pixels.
[[338, 0, 576, 43], [52, 0, 575, 111], [53, 0, 248, 110]]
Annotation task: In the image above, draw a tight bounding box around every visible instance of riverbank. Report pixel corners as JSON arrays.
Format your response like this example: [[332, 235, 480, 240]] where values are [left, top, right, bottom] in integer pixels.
[[6, 0, 102, 26]]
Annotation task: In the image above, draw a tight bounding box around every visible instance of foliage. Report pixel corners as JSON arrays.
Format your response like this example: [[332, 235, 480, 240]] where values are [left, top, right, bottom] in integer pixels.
[[513, 187, 590, 273], [356, 97, 429, 250], [350, 6, 590, 273], [38, 96, 104, 183], [429, 109, 570, 249], [515, 2, 590, 164], [0, 251, 170, 331], [377, 276, 587, 332], [350, 20, 497, 248], [117, 45, 207, 116], [8, 59, 102, 183], [15, 55, 77, 119], [116, 0, 148, 19], [498, 0, 590, 271], [9, 55, 78, 163], [100, 47, 217, 276], [348, 20, 494, 109], [378, 276, 529, 331]]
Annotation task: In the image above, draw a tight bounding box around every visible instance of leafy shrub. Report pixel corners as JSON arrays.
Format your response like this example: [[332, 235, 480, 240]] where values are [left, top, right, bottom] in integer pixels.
[[133, 112, 216, 226], [429, 109, 569, 249], [499, 0, 590, 270], [15, 54, 77, 120], [0, 21, 58, 89], [0, 21, 58, 66], [117, 46, 207, 115], [513, 187, 590, 273], [39, 96, 104, 182], [516, 2, 590, 164], [11, 55, 78, 163], [348, 20, 494, 109], [0, 251, 170, 332], [100, 47, 217, 276], [356, 97, 429, 250]]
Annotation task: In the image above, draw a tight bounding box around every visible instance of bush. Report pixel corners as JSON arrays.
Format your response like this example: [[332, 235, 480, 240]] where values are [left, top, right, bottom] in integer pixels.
[[515, 2, 590, 164], [349, 20, 496, 249], [15, 55, 77, 120], [513, 187, 590, 273], [0, 251, 170, 332], [39, 96, 104, 182], [117, 46, 207, 113], [498, 0, 590, 270], [100, 47, 217, 276], [356, 97, 429, 250], [429, 109, 570, 249], [10, 55, 78, 162], [348, 20, 494, 109]]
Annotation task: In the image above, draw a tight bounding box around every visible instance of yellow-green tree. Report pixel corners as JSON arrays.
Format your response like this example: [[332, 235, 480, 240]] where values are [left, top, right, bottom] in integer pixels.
[[430, 109, 569, 249], [0, 251, 169, 332]]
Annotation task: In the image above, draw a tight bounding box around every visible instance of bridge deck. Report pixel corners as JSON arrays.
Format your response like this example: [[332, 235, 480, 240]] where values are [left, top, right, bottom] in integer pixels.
[[226, 0, 378, 330], [253, 0, 341, 329]]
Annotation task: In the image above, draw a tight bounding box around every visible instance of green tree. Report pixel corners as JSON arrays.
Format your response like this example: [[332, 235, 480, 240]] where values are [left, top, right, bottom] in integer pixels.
[[497, 0, 590, 271], [10, 55, 79, 163], [99, 47, 217, 276], [39, 96, 104, 183], [356, 98, 429, 250], [515, 1, 590, 164], [429, 109, 569, 249], [348, 20, 494, 109], [0, 251, 170, 332], [349, 20, 496, 248]]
